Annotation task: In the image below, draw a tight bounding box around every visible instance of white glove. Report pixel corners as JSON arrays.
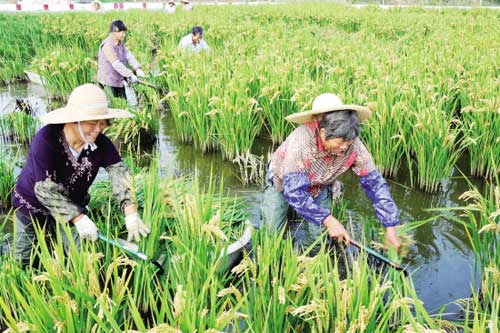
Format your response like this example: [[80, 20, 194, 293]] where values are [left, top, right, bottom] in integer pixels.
[[74, 215, 99, 241], [136, 69, 146, 77], [129, 74, 139, 83], [125, 213, 150, 242]]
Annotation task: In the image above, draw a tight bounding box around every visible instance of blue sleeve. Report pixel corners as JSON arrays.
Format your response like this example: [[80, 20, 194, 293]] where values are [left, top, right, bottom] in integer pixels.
[[283, 172, 330, 226], [359, 169, 400, 227]]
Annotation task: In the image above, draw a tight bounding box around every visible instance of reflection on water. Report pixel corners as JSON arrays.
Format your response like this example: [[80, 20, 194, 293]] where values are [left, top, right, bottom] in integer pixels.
[[0, 83, 484, 315]]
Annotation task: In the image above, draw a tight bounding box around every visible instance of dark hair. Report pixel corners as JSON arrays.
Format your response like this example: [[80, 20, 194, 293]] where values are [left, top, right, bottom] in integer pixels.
[[319, 110, 359, 141], [110, 20, 127, 33], [192, 26, 203, 36]]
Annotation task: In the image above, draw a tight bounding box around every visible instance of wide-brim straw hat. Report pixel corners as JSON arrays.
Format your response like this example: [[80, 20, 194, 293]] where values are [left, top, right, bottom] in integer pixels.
[[285, 93, 371, 124], [40, 83, 133, 124]]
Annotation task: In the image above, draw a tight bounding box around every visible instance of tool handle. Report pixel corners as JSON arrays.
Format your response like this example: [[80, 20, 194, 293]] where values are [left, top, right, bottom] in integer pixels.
[[137, 80, 158, 89], [98, 233, 148, 260], [349, 239, 406, 273]]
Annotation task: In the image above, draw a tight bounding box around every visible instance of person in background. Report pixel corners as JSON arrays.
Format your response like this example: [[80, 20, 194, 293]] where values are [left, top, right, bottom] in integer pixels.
[[165, 0, 176, 13], [12, 84, 150, 267], [90, 0, 103, 11], [180, 0, 193, 10], [97, 20, 146, 99], [259, 93, 402, 256], [178, 26, 210, 53]]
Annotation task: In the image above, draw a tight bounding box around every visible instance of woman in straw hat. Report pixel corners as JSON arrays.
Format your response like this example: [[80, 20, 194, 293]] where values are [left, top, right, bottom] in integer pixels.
[[90, 0, 103, 11], [180, 0, 193, 11], [259, 93, 401, 255], [12, 84, 150, 266]]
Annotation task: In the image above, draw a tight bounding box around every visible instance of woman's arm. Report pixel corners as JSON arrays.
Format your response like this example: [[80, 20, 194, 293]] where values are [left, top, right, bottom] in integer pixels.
[[34, 179, 85, 223], [105, 161, 135, 213]]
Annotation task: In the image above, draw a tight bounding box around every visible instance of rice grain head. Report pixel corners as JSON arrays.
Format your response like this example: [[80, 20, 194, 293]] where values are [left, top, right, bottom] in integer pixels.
[[173, 285, 186, 319]]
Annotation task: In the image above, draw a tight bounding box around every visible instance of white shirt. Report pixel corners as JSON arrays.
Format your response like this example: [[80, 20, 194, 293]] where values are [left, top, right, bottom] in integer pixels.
[[69, 146, 82, 160], [166, 5, 176, 13], [178, 34, 210, 53]]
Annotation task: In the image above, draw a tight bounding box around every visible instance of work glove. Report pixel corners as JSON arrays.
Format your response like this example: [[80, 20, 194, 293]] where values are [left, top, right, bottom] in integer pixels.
[[136, 69, 146, 77], [125, 213, 151, 242], [129, 74, 139, 83], [74, 215, 99, 241]]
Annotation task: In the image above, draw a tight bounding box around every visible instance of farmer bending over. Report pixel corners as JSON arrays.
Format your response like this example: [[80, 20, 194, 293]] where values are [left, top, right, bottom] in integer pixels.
[[259, 93, 401, 255], [178, 26, 210, 53], [12, 84, 150, 266]]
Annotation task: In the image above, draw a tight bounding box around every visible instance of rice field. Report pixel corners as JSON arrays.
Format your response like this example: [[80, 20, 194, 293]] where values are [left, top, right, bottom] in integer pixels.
[[0, 3, 499, 332]]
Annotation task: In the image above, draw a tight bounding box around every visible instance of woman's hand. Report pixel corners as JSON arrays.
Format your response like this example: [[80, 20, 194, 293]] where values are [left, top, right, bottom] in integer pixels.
[[322, 215, 351, 245], [385, 227, 401, 251], [73, 215, 99, 241], [125, 212, 150, 242]]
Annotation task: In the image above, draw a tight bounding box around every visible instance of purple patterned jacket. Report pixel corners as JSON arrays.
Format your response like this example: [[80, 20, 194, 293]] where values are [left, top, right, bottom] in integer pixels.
[[12, 124, 122, 222]]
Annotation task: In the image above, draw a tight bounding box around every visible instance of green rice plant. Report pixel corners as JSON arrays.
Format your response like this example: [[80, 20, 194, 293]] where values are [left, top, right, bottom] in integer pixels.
[[408, 104, 465, 192], [31, 47, 96, 100], [361, 98, 411, 178], [2, 8, 500, 332], [236, 229, 446, 333], [134, 83, 163, 111], [0, 15, 42, 83], [461, 96, 500, 180], [105, 107, 159, 149], [0, 150, 15, 211], [441, 176, 499, 269], [258, 69, 316, 145], [0, 222, 135, 332], [161, 53, 219, 152], [208, 90, 263, 161], [132, 175, 246, 329], [0, 109, 40, 144], [436, 174, 499, 331], [455, 266, 500, 333]]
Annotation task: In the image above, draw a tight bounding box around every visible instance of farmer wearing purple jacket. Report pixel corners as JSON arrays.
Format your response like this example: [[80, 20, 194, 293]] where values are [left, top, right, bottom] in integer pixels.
[[12, 84, 150, 266], [97, 20, 146, 99], [259, 93, 401, 255]]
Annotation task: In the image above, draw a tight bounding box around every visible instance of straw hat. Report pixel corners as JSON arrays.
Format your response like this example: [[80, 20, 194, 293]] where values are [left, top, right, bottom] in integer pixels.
[[91, 0, 102, 9], [285, 93, 371, 124], [40, 84, 133, 124]]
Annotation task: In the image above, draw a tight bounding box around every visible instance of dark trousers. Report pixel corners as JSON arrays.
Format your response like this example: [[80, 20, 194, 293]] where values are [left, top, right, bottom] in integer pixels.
[[99, 83, 126, 99], [14, 210, 80, 267]]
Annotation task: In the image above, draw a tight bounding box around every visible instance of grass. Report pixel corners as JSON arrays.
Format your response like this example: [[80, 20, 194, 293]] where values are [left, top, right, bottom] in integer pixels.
[[1, 7, 499, 187], [408, 103, 465, 192], [0, 150, 15, 211], [0, 166, 459, 332], [0, 5, 499, 332], [0, 106, 40, 144], [435, 170, 499, 332]]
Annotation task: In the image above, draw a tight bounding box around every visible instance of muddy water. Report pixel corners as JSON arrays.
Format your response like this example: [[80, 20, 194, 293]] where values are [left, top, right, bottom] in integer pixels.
[[0, 83, 482, 316]]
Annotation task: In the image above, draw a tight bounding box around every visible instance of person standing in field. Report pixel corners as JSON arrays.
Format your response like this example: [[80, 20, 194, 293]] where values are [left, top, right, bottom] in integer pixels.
[[89, 0, 103, 11], [12, 84, 150, 266], [259, 93, 402, 255], [180, 0, 193, 11], [178, 26, 210, 53], [97, 20, 146, 99], [165, 0, 176, 13]]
